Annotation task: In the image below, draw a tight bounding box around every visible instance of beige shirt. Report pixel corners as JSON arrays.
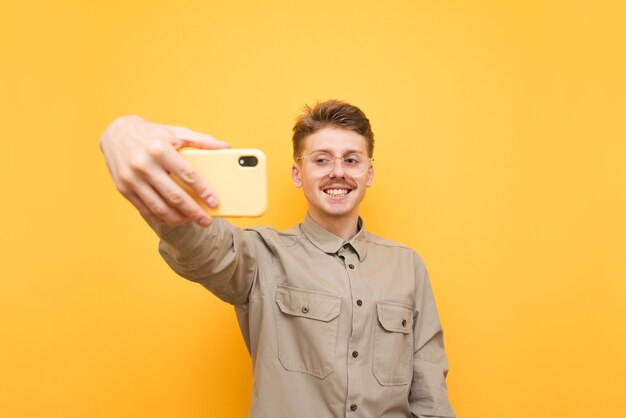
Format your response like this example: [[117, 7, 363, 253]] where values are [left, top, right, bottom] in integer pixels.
[[152, 215, 455, 418]]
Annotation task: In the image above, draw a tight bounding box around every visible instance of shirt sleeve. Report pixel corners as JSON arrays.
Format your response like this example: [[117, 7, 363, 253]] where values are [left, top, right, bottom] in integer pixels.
[[148, 218, 258, 307], [410, 254, 456, 418]]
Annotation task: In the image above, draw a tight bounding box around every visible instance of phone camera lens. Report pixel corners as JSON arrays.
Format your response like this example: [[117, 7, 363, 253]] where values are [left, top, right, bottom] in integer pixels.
[[238, 156, 258, 167]]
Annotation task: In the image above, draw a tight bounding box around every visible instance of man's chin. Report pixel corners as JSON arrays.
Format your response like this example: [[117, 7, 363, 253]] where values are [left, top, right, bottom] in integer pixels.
[[319, 202, 357, 218]]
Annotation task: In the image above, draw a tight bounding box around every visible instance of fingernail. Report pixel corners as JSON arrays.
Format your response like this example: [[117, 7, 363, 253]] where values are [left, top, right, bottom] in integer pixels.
[[206, 195, 218, 208], [198, 217, 211, 227]]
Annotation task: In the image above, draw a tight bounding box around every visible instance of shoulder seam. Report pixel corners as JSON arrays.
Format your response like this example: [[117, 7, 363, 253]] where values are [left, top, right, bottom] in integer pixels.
[[366, 239, 412, 251], [285, 234, 307, 248]]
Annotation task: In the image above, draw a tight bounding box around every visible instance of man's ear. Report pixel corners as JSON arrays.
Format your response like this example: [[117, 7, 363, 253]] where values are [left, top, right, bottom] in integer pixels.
[[366, 163, 374, 187], [292, 163, 303, 188]]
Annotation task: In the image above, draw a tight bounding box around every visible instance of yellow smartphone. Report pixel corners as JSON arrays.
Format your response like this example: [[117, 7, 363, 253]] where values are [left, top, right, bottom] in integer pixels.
[[176, 148, 267, 217]]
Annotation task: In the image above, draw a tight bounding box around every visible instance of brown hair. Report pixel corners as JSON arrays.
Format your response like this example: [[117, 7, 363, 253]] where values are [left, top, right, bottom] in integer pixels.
[[292, 100, 374, 159]]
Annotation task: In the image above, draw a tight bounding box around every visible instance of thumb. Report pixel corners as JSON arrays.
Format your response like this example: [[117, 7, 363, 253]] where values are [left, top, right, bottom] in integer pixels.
[[166, 124, 231, 149]]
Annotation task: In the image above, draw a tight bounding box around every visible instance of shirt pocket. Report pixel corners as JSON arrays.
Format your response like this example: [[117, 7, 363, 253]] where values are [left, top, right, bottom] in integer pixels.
[[275, 284, 342, 379], [373, 300, 414, 386]]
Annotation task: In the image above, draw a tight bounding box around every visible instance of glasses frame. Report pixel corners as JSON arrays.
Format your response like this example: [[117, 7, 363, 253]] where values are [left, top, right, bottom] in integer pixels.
[[295, 153, 374, 178]]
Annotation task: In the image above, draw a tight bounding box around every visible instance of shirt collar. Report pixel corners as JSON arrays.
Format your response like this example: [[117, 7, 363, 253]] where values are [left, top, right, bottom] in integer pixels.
[[301, 214, 368, 262]]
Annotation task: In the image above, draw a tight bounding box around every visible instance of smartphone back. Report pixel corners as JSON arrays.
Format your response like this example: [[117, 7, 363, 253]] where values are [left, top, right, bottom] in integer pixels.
[[178, 148, 267, 217]]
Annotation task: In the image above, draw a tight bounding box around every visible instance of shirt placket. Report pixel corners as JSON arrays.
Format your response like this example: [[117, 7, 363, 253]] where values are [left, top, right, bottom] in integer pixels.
[[338, 244, 367, 416]]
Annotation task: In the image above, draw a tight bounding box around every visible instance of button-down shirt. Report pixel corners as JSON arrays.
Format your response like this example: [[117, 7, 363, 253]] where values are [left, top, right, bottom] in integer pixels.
[[151, 215, 455, 418]]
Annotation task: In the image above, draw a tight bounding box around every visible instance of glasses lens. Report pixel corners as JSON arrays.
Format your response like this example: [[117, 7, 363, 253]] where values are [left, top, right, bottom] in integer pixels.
[[307, 152, 334, 176], [343, 155, 368, 177]]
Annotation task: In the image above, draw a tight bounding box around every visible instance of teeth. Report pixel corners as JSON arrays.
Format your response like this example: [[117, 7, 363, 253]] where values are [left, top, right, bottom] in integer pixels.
[[326, 189, 348, 196]]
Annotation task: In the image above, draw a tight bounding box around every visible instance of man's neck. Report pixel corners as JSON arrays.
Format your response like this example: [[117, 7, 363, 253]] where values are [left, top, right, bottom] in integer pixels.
[[307, 211, 360, 241]]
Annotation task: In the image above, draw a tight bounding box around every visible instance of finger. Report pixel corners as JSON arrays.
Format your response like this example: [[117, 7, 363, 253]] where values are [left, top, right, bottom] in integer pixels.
[[155, 146, 220, 209], [142, 167, 214, 224], [131, 180, 192, 225], [126, 190, 166, 224], [164, 125, 231, 149], [112, 167, 163, 222]]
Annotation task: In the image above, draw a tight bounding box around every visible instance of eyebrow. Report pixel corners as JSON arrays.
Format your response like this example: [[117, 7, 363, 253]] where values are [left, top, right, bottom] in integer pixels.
[[310, 149, 365, 155]]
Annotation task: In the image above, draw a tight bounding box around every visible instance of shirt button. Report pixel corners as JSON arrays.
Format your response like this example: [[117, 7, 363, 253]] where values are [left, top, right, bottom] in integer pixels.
[[302, 306, 309, 314], [401, 319, 407, 326], [343, 244, 349, 249], [350, 404, 358, 412], [348, 264, 355, 269], [356, 299, 363, 306], [352, 351, 359, 358]]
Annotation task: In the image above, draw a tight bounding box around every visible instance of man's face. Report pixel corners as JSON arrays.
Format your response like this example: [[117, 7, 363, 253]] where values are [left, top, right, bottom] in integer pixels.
[[292, 126, 374, 223]]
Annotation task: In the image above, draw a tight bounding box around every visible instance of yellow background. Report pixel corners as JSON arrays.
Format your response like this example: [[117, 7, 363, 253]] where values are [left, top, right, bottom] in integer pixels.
[[1, 1, 625, 417]]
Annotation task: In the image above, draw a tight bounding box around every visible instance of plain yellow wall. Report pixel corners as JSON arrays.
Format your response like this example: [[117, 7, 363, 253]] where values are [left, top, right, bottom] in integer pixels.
[[1, 1, 625, 417]]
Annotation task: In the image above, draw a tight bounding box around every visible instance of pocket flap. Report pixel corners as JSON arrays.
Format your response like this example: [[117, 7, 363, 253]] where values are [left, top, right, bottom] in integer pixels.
[[376, 301, 413, 334], [276, 285, 341, 322]]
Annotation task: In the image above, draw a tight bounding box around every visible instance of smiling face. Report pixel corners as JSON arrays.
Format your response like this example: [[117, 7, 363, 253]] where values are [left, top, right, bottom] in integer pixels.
[[292, 126, 374, 229]]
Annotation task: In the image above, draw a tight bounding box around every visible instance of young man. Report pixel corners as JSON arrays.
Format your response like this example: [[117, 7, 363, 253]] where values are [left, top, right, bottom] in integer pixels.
[[100, 100, 455, 418]]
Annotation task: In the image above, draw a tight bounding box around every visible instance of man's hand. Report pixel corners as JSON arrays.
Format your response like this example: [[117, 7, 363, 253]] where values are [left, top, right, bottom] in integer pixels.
[[99, 115, 230, 227]]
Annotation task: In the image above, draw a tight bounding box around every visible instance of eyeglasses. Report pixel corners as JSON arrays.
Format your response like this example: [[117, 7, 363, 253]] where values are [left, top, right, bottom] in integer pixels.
[[296, 151, 373, 177]]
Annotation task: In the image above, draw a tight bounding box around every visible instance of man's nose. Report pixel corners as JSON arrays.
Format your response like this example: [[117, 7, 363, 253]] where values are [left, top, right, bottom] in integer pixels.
[[329, 156, 346, 177]]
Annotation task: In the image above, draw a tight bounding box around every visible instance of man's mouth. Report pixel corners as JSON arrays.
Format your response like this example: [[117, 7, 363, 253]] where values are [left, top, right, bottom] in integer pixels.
[[322, 183, 354, 197], [324, 188, 350, 196]]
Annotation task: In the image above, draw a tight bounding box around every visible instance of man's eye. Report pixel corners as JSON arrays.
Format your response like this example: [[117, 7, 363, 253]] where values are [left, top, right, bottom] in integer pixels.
[[344, 158, 360, 166], [314, 157, 332, 165]]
